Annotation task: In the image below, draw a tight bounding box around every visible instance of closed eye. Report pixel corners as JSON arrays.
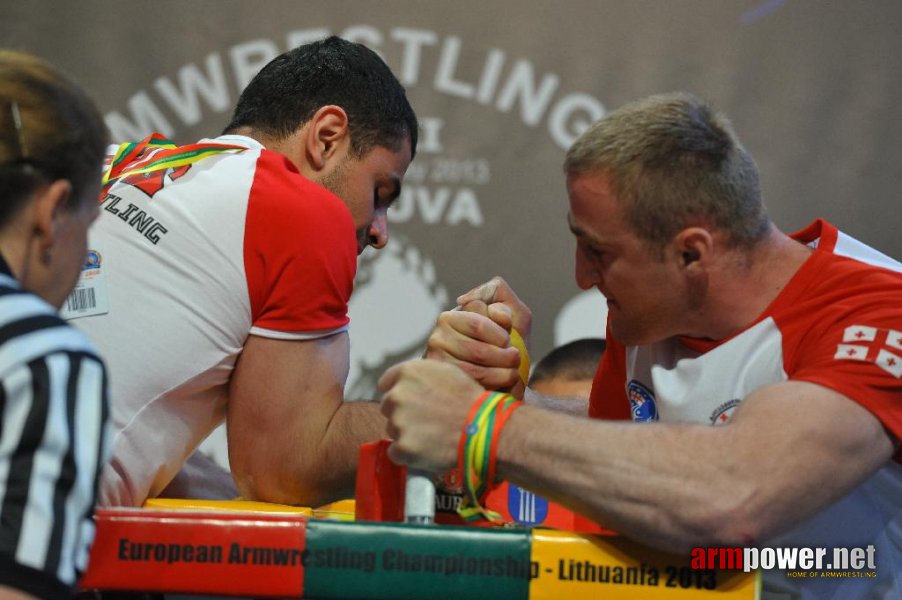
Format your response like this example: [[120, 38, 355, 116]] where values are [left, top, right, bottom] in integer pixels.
[[581, 242, 605, 260], [374, 180, 402, 212]]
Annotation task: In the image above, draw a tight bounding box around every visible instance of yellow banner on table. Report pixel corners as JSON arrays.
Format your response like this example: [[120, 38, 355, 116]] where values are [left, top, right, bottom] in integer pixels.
[[529, 530, 759, 599], [143, 497, 356, 519], [143, 498, 312, 515]]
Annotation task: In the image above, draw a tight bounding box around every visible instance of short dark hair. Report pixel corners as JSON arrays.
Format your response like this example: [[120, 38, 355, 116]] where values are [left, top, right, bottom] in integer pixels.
[[564, 92, 769, 254], [0, 50, 108, 226], [224, 36, 418, 159], [529, 338, 606, 386]]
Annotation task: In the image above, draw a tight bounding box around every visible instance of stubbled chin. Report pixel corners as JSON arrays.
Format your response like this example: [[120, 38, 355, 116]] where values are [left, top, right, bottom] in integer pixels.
[[608, 319, 642, 346], [356, 230, 368, 255]]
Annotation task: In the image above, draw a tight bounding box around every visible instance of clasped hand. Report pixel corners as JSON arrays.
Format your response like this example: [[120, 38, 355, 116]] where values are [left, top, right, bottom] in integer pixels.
[[378, 277, 531, 471]]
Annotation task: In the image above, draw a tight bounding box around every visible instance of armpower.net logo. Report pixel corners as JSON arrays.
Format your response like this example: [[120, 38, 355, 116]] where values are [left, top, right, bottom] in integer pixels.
[[691, 545, 877, 579]]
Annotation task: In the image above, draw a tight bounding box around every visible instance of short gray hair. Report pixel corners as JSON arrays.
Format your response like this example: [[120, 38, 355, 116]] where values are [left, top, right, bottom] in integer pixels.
[[565, 92, 769, 254]]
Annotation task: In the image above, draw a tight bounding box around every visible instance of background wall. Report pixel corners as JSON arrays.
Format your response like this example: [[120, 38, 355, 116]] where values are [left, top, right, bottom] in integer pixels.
[[3, 1, 900, 406]]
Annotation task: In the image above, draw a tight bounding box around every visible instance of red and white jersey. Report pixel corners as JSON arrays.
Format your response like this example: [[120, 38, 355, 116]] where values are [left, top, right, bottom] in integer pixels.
[[590, 219, 901, 597], [73, 135, 356, 507]]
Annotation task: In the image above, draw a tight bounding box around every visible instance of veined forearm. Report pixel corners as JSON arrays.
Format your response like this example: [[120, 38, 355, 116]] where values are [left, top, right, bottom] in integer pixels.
[[496, 406, 754, 552]]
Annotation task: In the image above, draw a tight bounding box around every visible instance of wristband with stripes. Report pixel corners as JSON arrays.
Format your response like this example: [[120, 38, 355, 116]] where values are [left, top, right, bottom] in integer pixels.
[[456, 390, 523, 523]]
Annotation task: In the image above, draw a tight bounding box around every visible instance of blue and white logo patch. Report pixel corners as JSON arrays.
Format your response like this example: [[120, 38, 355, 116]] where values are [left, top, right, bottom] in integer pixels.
[[508, 484, 549, 526], [627, 380, 658, 422], [84, 249, 102, 270]]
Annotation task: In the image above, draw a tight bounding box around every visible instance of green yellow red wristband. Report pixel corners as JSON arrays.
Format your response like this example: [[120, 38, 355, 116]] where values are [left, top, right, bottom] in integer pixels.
[[457, 390, 523, 524]]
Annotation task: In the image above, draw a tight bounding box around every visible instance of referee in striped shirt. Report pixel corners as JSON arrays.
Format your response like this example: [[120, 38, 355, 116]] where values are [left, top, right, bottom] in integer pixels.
[[0, 51, 110, 599]]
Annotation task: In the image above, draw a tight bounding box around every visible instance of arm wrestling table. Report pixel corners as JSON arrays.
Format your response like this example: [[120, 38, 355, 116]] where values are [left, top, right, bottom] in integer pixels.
[[80, 441, 759, 599]]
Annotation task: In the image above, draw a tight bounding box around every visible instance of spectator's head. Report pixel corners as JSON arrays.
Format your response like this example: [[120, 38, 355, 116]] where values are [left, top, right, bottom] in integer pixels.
[[529, 337, 606, 400]]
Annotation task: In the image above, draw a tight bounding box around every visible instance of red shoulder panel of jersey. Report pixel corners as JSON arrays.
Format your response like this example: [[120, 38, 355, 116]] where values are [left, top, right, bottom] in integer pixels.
[[589, 323, 631, 421], [243, 150, 356, 333], [775, 249, 902, 442]]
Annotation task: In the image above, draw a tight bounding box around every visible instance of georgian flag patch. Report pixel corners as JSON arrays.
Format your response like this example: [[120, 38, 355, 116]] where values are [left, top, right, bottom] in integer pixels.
[[835, 325, 902, 378]]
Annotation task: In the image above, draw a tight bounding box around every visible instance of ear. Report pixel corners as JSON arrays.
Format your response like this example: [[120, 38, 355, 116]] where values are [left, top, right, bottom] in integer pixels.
[[32, 179, 73, 249], [304, 105, 350, 172], [672, 226, 714, 273]]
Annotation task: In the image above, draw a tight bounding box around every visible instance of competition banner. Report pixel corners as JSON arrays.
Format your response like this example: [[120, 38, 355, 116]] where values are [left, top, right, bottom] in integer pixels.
[[81, 507, 309, 597], [303, 520, 532, 600], [529, 530, 759, 599], [82, 503, 759, 598]]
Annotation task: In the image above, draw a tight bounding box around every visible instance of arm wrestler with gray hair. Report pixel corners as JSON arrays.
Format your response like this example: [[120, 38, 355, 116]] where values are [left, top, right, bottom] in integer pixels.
[[379, 93, 901, 597]]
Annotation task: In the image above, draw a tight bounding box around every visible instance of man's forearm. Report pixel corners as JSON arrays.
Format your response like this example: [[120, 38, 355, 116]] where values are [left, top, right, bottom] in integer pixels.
[[496, 382, 894, 553], [497, 405, 743, 552], [523, 386, 589, 416], [232, 399, 385, 507], [316, 400, 387, 501], [229, 333, 387, 507]]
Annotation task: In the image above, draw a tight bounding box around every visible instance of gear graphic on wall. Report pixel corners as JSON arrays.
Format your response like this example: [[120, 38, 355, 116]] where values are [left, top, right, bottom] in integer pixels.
[[346, 233, 450, 399]]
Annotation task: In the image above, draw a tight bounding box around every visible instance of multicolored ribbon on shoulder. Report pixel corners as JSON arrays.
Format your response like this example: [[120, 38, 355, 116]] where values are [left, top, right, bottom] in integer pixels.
[[101, 133, 247, 193]]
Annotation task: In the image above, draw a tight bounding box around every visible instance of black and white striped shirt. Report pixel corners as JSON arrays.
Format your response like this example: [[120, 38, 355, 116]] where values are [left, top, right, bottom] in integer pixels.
[[0, 257, 110, 599]]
